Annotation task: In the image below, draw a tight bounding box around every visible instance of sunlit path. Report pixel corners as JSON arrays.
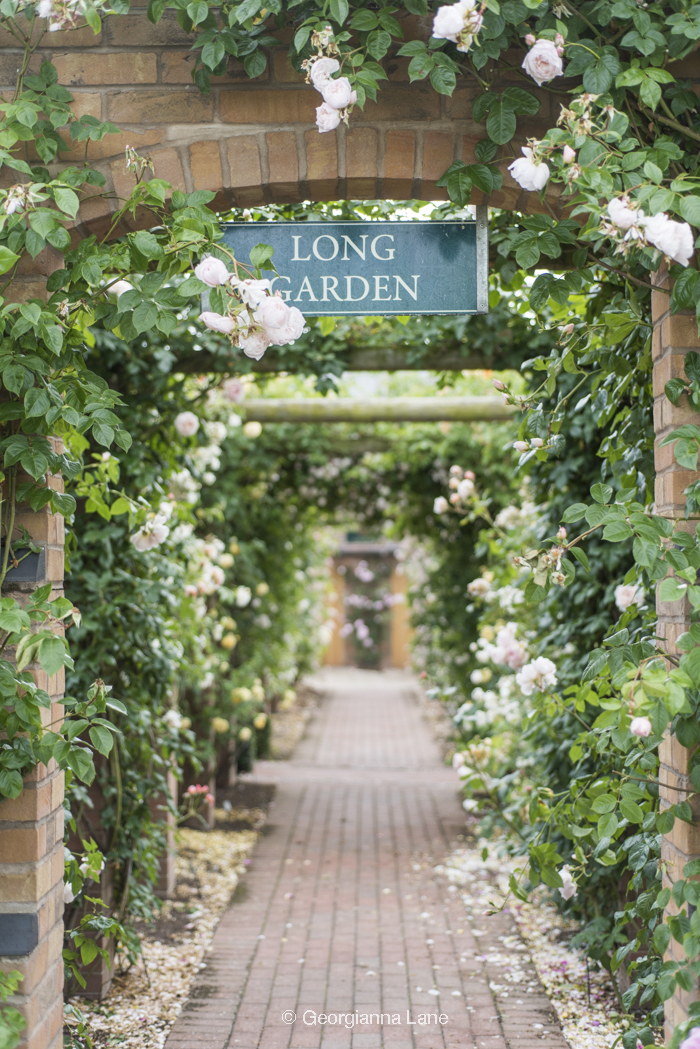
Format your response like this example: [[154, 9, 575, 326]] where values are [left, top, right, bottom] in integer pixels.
[[164, 670, 567, 1049]]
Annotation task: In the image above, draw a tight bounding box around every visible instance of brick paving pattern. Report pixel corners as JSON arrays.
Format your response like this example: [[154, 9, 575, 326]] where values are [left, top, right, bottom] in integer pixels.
[[165, 669, 569, 1049]]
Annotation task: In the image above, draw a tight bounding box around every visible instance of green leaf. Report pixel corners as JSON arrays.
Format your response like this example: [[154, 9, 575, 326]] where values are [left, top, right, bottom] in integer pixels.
[[38, 635, 69, 677], [244, 49, 267, 78], [52, 186, 79, 218], [620, 799, 644, 823], [329, 0, 349, 24], [88, 724, 114, 756], [0, 246, 20, 275], [591, 483, 613, 504], [486, 102, 516, 145], [658, 576, 688, 603], [132, 302, 158, 335], [653, 924, 671, 954], [429, 64, 456, 95]]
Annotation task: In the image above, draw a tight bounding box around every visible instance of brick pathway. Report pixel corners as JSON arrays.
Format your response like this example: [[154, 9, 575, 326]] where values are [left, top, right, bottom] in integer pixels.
[[165, 670, 569, 1049]]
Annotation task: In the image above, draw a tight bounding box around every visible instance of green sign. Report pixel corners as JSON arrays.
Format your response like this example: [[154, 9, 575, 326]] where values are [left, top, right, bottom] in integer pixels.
[[221, 211, 488, 317]]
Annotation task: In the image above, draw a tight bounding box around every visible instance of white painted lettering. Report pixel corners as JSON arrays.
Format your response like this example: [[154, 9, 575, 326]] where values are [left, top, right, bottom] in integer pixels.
[[322, 276, 344, 301], [371, 234, 395, 260], [373, 275, 392, 301], [270, 274, 291, 301], [294, 275, 317, 301], [394, 274, 419, 301], [345, 275, 369, 301], [291, 235, 311, 261], [342, 234, 368, 261], [313, 235, 339, 261]]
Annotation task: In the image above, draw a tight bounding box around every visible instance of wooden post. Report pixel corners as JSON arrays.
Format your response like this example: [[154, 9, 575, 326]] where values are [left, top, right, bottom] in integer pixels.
[[323, 562, 347, 667], [652, 263, 700, 1037], [389, 562, 412, 669]]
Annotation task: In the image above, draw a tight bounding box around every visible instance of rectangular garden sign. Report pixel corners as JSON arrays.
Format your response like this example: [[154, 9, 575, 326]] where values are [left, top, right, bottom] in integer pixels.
[[221, 210, 488, 317]]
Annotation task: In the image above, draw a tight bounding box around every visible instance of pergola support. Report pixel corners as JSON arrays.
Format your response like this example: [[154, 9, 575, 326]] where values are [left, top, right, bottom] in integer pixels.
[[239, 396, 515, 423]]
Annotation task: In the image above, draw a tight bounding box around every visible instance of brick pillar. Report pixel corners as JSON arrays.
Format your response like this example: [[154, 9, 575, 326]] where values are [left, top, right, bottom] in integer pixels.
[[0, 496, 66, 1049], [652, 264, 700, 1038]]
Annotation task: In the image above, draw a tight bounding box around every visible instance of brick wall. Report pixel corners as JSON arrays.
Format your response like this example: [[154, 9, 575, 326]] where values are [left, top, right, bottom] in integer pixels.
[[653, 264, 700, 1038]]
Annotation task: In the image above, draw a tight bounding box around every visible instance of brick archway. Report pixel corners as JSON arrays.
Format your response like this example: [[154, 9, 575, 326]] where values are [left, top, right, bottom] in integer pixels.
[[0, 5, 566, 237]]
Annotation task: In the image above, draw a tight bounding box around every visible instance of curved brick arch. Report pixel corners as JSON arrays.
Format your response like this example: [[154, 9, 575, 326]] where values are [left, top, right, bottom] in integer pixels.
[[0, 3, 566, 244]]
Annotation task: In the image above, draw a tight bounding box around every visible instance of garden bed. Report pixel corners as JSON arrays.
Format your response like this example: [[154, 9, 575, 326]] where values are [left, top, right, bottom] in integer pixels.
[[70, 793, 270, 1049], [439, 841, 630, 1049]]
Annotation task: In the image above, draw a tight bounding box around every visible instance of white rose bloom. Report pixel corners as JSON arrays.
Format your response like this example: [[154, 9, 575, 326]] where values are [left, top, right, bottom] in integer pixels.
[[432, 1, 467, 41], [254, 294, 290, 332], [200, 311, 235, 335], [130, 530, 151, 552], [64, 883, 76, 904], [239, 331, 270, 360], [457, 478, 475, 500], [558, 866, 577, 901], [643, 213, 695, 267], [509, 147, 550, 192], [109, 279, 133, 298], [37, 0, 53, 16], [614, 584, 644, 612], [515, 656, 557, 695], [235, 585, 252, 607], [175, 411, 199, 437], [233, 277, 273, 308], [163, 709, 183, 730], [521, 39, 564, 86], [607, 198, 643, 231], [310, 56, 340, 91], [222, 378, 245, 402], [433, 496, 449, 514], [272, 305, 306, 346], [316, 102, 342, 133], [194, 256, 230, 286], [243, 420, 262, 438], [204, 420, 227, 444], [322, 76, 356, 110], [466, 578, 491, 599]]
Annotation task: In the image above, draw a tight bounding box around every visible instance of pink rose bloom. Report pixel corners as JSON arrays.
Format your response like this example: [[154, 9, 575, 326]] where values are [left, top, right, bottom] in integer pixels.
[[222, 377, 245, 403], [562, 145, 576, 164], [514, 441, 529, 452], [184, 584, 198, 597], [194, 256, 230, 286], [316, 102, 342, 133], [521, 38, 564, 86], [322, 76, 356, 110], [239, 331, 270, 360], [630, 717, 652, 738], [309, 56, 340, 91], [200, 311, 235, 335], [680, 1029, 700, 1049], [254, 294, 290, 332]]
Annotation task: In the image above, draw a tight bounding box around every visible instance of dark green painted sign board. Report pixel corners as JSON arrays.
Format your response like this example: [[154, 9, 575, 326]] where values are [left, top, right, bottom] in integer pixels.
[[221, 212, 488, 317]]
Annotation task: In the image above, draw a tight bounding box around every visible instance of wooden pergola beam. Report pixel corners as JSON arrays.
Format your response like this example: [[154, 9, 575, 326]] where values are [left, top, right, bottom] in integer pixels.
[[177, 348, 511, 374], [241, 396, 515, 423]]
